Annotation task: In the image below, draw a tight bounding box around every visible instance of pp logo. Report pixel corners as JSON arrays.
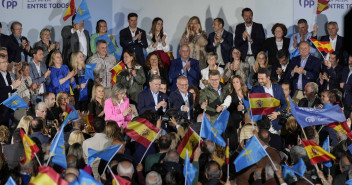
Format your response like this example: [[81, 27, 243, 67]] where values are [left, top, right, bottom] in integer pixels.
[[305, 116, 316, 123], [2, 0, 17, 9], [299, 0, 315, 8]]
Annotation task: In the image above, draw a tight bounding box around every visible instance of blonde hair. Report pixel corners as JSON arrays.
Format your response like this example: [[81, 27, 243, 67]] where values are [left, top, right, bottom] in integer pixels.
[[254, 51, 269, 69], [91, 85, 105, 102], [68, 130, 85, 145], [48, 50, 62, 67], [70, 51, 85, 70], [184, 16, 203, 35], [111, 84, 127, 106], [56, 91, 68, 107], [285, 116, 298, 134], [16, 116, 34, 136], [0, 125, 10, 143], [105, 121, 122, 140], [39, 28, 51, 39], [206, 52, 218, 61]]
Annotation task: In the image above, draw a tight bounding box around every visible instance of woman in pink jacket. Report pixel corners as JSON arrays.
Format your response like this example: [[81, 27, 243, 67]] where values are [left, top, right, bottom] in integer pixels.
[[104, 84, 132, 128]]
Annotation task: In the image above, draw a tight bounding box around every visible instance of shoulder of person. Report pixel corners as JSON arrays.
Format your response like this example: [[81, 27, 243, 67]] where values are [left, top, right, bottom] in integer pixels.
[[135, 65, 142, 70]]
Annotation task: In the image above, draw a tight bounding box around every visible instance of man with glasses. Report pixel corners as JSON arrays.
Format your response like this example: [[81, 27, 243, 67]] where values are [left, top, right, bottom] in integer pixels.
[[9, 21, 31, 62]]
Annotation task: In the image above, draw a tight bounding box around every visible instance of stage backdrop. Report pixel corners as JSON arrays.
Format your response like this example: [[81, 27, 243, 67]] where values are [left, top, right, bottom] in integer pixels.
[[0, 0, 350, 57]]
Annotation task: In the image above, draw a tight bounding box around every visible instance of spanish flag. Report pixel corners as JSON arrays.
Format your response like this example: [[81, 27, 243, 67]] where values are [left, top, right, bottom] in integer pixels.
[[20, 129, 40, 165], [316, 0, 329, 14], [302, 140, 335, 165], [177, 128, 202, 159], [327, 121, 352, 139], [29, 166, 68, 185], [310, 38, 334, 54], [63, 0, 76, 21], [83, 114, 95, 133], [124, 118, 160, 148], [249, 93, 280, 115], [112, 174, 131, 185], [110, 61, 126, 85], [226, 138, 229, 165]]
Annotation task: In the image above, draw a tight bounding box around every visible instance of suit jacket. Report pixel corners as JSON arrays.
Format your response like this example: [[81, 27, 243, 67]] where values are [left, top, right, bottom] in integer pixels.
[[169, 90, 194, 122], [29, 61, 51, 92], [319, 64, 343, 92], [298, 97, 321, 108], [270, 62, 292, 84], [119, 27, 148, 66], [261, 37, 290, 66], [321, 35, 347, 65], [30, 132, 50, 145], [169, 58, 201, 91], [0, 33, 20, 62], [342, 67, 352, 107], [206, 29, 233, 64], [287, 55, 321, 94], [9, 34, 31, 62], [61, 25, 90, 67], [234, 22, 265, 61], [137, 88, 168, 115], [0, 71, 16, 103]]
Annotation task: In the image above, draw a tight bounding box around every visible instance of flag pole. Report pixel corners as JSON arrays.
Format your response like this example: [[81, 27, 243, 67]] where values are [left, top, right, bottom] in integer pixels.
[[139, 130, 161, 164], [309, 38, 326, 59], [107, 165, 120, 185], [46, 128, 63, 166], [34, 153, 42, 166], [301, 175, 315, 185], [185, 150, 188, 185], [256, 136, 277, 171], [300, 126, 320, 172]]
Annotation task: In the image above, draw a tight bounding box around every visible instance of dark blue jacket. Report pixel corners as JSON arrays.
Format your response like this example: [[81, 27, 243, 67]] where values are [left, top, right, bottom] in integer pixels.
[[119, 27, 147, 66], [169, 58, 201, 91], [206, 29, 233, 64], [137, 88, 168, 115], [168, 90, 194, 122]]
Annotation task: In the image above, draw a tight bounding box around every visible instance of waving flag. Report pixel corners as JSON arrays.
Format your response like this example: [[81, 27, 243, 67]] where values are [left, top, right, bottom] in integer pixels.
[[3, 94, 29, 111], [226, 139, 229, 165], [88, 145, 122, 166], [282, 158, 307, 179], [112, 174, 131, 185], [20, 129, 39, 165], [213, 109, 230, 134], [347, 178, 352, 185], [63, 0, 75, 21], [49, 128, 66, 168], [5, 176, 17, 185], [85, 63, 97, 80], [234, 135, 267, 172], [29, 166, 68, 185], [249, 93, 280, 115], [124, 118, 160, 148], [200, 112, 226, 147], [83, 114, 95, 133], [243, 98, 262, 121], [183, 150, 198, 185], [77, 169, 103, 185], [289, 97, 346, 128], [322, 136, 332, 168], [177, 128, 202, 159], [302, 140, 335, 165], [327, 121, 352, 139], [290, 48, 300, 60], [61, 110, 79, 129], [316, 0, 330, 14], [95, 34, 116, 54], [110, 61, 126, 85], [73, 0, 91, 23], [310, 38, 334, 54]]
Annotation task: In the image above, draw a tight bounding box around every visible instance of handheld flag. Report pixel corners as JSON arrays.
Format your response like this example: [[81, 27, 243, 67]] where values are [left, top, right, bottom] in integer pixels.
[[290, 48, 300, 60], [200, 112, 226, 147], [83, 114, 95, 133], [183, 150, 198, 185], [5, 176, 17, 185], [95, 34, 116, 54], [242, 98, 262, 121], [282, 158, 307, 179], [317, 0, 330, 14], [322, 136, 332, 168], [20, 129, 39, 165], [3, 94, 29, 110], [213, 109, 230, 134], [347, 179, 352, 185], [63, 0, 75, 21], [310, 38, 334, 54], [29, 166, 68, 185], [85, 63, 97, 80], [110, 61, 126, 85], [77, 169, 103, 185], [61, 109, 79, 129], [226, 138, 229, 165], [327, 121, 352, 139], [249, 93, 280, 115], [302, 140, 335, 165], [124, 118, 160, 148], [234, 135, 267, 172], [112, 174, 131, 185], [88, 145, 122, 166], [49, 128, 67, 168], [177, 128, 202, 159], [289, 97, 346, 128], [69, 85, 74, 95], [74, 0, 91, 23]]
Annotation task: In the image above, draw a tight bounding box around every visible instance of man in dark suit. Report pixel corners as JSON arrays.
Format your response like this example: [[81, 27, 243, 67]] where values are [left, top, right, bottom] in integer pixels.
[[29, 118, 50, 145], [169, 76, 194, 122], [0, 22, 20, 63], [341, 55, 352, 114], [318, 51, 344, 92], [298, 82, 321, 108], [286, 41, 321, 102], [61, 15, 90, 67], [270, 49, 291, 84], [206, 18, 233, 67], [9, 21, 31, 62], [119, 13, 148, 67], [0, 48, 22, 127], [169, 44, 201, 92], [252, 68, 287, 131], [137, 75, 168, 115], [234, 8, 265, 64]]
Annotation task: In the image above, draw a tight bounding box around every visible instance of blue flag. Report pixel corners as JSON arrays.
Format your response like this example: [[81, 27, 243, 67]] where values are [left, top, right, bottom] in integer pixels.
[[242, 98, 262, 121], [234, 135, 267, 172], [282, 158, 306, 179], [95, 34, 116, 54], [289, 97, 346, 128], [213, 109, 230, 134], [61, 110, 79, 129], [88, 145, 122, 165], [5, 177, 16, 185], [184, 150, 198, 185], [290, 49, 300, 60], [200, 112, 226, 147], [74, 0, 91, 23], [347, 178, 352, 185], [322, 136, 332, 168], [85, 63, 97, 80], [49, 128, 67, 168], [2, 94, 29, 111], [78, 169, 103, 185]]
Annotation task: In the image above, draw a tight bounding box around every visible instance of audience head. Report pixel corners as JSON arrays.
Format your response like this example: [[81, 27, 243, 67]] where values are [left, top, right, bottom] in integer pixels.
[[0, 125, 10, 143], [241, 8, 253, 24], [298, 41, 310, 58], [96, 39, 108, 57], [149, 75, 162, 93], [206, 52, 218, 67], [255, 51, 268, 69], [48, 50, 63, 67], [271, 23, 287, 39], [281, 82, 291, 98], [64, 168, 79, 183], [297, 19, 308, 35], [164, 149, 180, 163], [122, 49, 137, 67], [257, 68, 271, 87], [10, 21, 22, 37], [31, 118, 44, 133], [188, 85, 200, 105], [179, 44, 190, 60], [150, 17, 164, 39], [304, 82, 318, 100], [16, 116, 33, 136], [208, 70, 221, 90], [176, 75, 189, 94], [35, 102, 47, 119], [105, 120, 122, 140], [231, 47, 242, 62], [56, 91, 68, 107], [327, 21, 338, 37], [19, 61, 30, 77], [212, 18, 224, 32], [276, 49, 289, 66], [158, 135, 172, 151], [70, 51, 85, 70], [146, 52, 163, 69], [186, 16, 203, 34], [32, 47, 44, 63], [68, 130, 85, 145], [160, 79, 167, 94], [128, 13, 138, 29], [117, 160, 134, 178], [258, 129, 271, 144], [329, 51, 340, 66], [0, 49, 8, 72], [95, 19, 107, 34], [67, 143, 84, 160], [93, 117, 106, 133], [39, 28, 51, 42], [229, 75, 247, 95], [265, 162, 281, 180], [91, 84, 105, 102], [111, 83, 127, 105], [66, 154, 77, 168], [205, 160, 222, 180], [339, 155, 351, 172], [146, 171, 162, 185]]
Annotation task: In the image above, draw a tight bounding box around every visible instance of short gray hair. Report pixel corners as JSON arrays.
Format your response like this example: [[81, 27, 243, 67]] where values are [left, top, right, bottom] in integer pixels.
[[327, 21, 338, 29], [290, 145, 307, 164], [146, 171, 162, 185], [306, 82, 318, 94], [164, 149, 180, 163], [265, 162, 281, 179], [117, 161, 134, 177], [35, 102, 47, 111], [205, 161, 221, 179]]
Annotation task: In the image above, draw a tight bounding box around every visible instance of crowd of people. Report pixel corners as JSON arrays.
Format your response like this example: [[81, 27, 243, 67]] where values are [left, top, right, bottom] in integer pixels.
[[1, 6, 352, 185]]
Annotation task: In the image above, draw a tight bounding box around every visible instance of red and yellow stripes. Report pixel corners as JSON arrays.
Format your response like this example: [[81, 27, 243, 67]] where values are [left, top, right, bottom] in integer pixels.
[[327, 121, 352, 139], [20, 129, 39, 165], [317, 0, 329, 14], [310, 38, 334, 54], [225, 139, 229, 164], [177, 128, 201, 159], [124, 118, 160, 148], [63, 0, 75, 21], [29, 166, 68, 185], [302, 140, 335, 165], [249, 93, 280, 115], [110, 62, 126, 85]]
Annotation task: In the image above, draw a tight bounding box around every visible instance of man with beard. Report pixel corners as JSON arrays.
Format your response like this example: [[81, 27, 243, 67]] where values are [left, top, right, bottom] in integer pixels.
[[318, 51, 344, 92], [341, 55, 352, 115]]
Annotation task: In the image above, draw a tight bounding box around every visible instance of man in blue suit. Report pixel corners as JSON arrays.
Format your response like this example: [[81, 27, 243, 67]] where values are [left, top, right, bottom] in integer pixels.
[[169, 44, 201, 92], [137, 75, 168, 115], [169, 76, 194, 122], [206, 18, 233, 67], [252, 68, 287, 131], [286, 41, 321, 102]]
